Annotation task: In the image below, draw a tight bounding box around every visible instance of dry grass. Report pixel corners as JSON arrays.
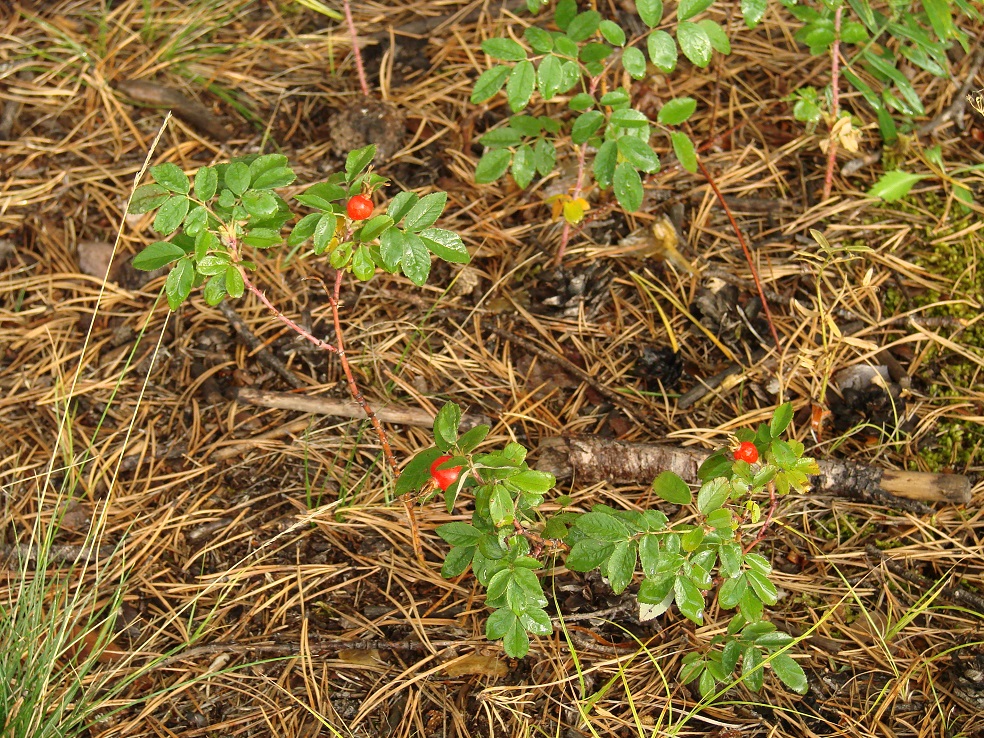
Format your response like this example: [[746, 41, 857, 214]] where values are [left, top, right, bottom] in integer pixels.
[[2, 0, 983, 736]]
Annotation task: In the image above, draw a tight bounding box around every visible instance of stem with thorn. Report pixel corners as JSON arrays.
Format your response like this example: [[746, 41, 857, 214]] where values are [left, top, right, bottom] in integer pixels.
[[822, 4, 843, 202], [696, 158, 783, 352], [342, 0, 370, 97], [232, 242, 424, 560]]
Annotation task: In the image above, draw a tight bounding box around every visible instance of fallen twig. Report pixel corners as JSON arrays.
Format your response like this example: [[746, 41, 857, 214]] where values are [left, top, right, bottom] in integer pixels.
[[535, 436, 970, 507], [866, 545, 984, 615], [233, 386, 493, 429]]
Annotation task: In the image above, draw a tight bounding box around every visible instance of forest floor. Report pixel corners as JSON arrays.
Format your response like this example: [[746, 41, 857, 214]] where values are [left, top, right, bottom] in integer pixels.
[[2, 1, 984, 736]]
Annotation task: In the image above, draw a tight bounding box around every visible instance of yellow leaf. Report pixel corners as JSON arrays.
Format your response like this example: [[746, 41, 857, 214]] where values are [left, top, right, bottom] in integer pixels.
[[563, 199, 585, 224]]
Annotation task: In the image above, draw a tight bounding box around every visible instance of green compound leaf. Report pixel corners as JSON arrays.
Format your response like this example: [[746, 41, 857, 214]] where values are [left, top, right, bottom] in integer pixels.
[[771, 653, 809, 694], [420, 228, 470, 264], [568, 92, 595, 111], [203, 273, 226, 306], [506, 60, 536, 112], [150, 162, 190, 194], [670, 130, 698, 172], [132, 240, 186, 271], [537, 54, 563, 100], [534, 139, 556, 177], [471, 65, 511, 104], [674, 574, 704, 624], [251, 166, 296, 190], [130, 183, 170, 214], [740, 587, 765, 621], [576, 511, 630, 541], [696, 476, 730, 514], [344, 144, 376, 182], [677, 0, 713, 21], [636, 0, 664, 27], [400, 231, 431, 286], [441, 545, 475, 577], [606, 540, 636, 594], [657, 96, 697, 125], [652, 471, 692, 505], [193, 167, 218, 201], [511, 143, 536, 188], [677, 21, 712, 67], [475, 149, 513, 184], [437, 522, 483, 547], [621, 46, 647, 79], [580, 42, 612, 65], [351, 243, 375, 281], [183, 205, 207, 236], [599, 20, 626, 46], [489, 485, 513, 526], [866, 170, 928, 202], [699, 19, 731, 54], [433, 401, 461, 451], [386, 191, 418, 223], [404, 191, 447, 232], [566, 9, 601, 42], [195, 254, 230, 276], [746, 568, 779, 605], [357, 214, 393, 242], [509, 469, 555, 494], [616, 137, 660, 173], [741, 0, 767, 27], [519, 606, 553, 636], [242, 227, 282, 249], [647, 30, 678, 72], [153, 195, 190, 236], [481, 37, 528, 62], [313, 212, 338, 254], [554, 0, 577, 30], [593, 139, 618, 188], [771, 402, 794, 437], [571, 110, 605, 144], [718, 573, 747, 609], [378, 227, 404, 271], [613, 162, 644, 212], [224, 265, 245, 298], [503, 617, 530, 658], [638, 534, 661, 578], [524, 26, 554, 53], [486, 607, 517, 639], [743, 646, 764, 691], [164, 256, 194, 311], [457, 424, 490, 454], [610, 108, 649, 128], [242, 189, 279, 219], [722, 639, 742, 674], [194, 230, 218, 261], [566, 539, 614, 571], [719, 542, 742, 579], [224, 162, 251, 196], [395, 446, 443, 495]]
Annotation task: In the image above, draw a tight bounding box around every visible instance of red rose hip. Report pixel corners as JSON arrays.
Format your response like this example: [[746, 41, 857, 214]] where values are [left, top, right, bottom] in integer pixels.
[[733, 441, 759, 464], [429, 455, 462, 491], [346, 194, 373, 220]]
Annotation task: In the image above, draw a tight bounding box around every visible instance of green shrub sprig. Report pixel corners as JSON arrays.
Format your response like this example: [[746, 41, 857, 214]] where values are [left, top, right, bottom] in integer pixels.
[[401, 401, 818, 697]]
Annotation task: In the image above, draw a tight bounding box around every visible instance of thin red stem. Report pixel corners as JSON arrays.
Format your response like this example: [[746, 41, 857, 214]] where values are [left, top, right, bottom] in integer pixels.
[[342, 0, 370, 97], [554, 74, 600, 266], [240, 275, 340, 355], [822, 5, 843, 202], [744, 483, 778, 554], [696, 158, 783, 352], [327, 270, 399, 476]]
